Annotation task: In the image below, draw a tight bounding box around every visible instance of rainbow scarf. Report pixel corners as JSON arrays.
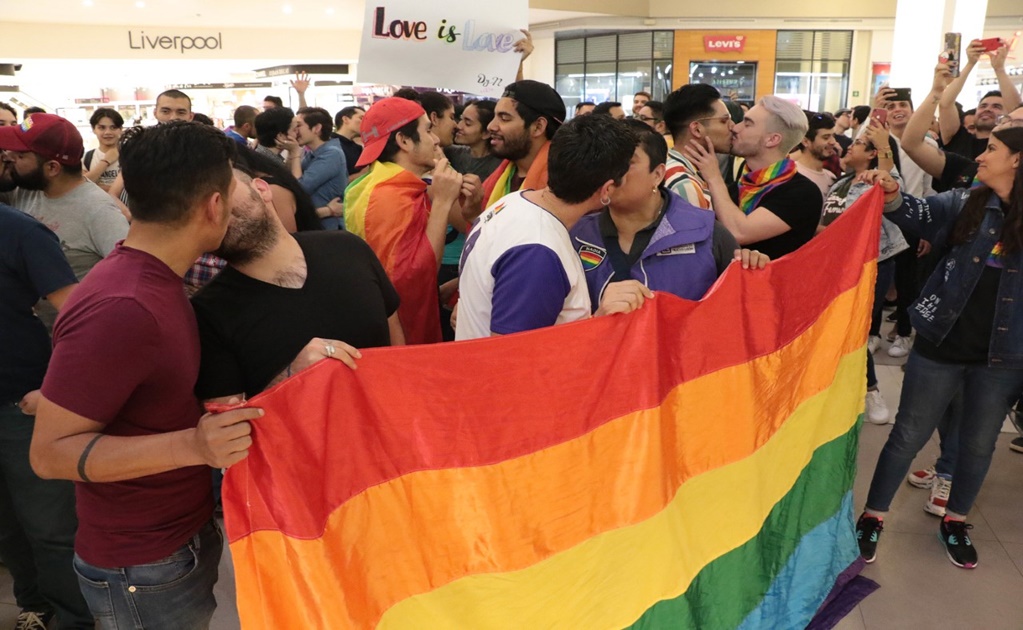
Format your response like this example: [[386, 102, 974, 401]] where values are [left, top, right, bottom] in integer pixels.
[[739, 158, 798, 215], [223, 188, 887, 629], [481, 142, 551, 209]]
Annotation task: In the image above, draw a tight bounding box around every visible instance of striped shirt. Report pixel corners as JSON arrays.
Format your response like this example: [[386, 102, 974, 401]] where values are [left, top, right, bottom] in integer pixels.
[[664, 148, 712, 210]]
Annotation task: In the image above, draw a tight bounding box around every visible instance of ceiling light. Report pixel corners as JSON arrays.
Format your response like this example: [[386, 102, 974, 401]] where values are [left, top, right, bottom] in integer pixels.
[[135, 0, 145, 6], [282, 4, 293, 13], [326, 7, 335, 15], [82, 0, 94, 6]]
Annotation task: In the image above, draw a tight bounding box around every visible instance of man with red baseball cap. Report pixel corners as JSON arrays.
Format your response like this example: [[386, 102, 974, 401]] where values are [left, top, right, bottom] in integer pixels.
[[0, 113, 128, 288], [343, 97, 475, 344]]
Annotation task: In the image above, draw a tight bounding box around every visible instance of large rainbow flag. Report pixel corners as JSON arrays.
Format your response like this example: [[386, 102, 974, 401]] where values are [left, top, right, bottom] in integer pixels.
[[223, 187, 884, 629]]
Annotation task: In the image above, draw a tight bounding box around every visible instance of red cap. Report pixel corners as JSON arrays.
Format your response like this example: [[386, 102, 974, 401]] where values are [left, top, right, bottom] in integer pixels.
[[356, 98, 425, 168], [0, 113, 84, 166]]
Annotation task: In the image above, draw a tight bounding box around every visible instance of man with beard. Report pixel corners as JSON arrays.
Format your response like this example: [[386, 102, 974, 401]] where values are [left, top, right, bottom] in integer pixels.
[[191, 167, 402, 402], [938, 40, 1019, 160], [0, 113, 129, 330], [478, 80, 565, 212], [663, 84, 735, 209], [793, 112, 841, 200], [683, 95, 822, 259], [29, 121, 262, 630]]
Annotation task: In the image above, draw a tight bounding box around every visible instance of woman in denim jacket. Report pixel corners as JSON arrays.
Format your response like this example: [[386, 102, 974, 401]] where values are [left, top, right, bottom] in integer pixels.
[[854, 121, 1023, 570]]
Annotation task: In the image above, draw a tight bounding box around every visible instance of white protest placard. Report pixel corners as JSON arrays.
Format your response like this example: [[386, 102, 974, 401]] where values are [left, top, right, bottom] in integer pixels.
[[356, 0, 528, 96]]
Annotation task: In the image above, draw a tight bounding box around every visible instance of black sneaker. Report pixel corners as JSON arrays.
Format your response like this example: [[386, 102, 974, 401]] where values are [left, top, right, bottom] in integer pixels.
[[939, 519, 978, 569], [15, 610, 53, 630], [856, 513, 884, 563], [1011, 437, 1023, 454]]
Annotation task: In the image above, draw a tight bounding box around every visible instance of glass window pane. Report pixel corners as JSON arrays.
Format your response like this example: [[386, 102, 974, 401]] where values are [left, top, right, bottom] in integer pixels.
[[586, 35, 618, 62], [619, 32, 653, 60], [653, 31, 674, 59], [557, 38, 584, 64], [556, 64, 585, 112], [775, 60, 813, 109], [653, 60, 673, 100], [814, 31, 853, 60], [813, 60, 849, 112], [690, 61, 757, 102], [618, 60, 652, 103], [584, 61, 618, 102], [776, 31, 814, 60]]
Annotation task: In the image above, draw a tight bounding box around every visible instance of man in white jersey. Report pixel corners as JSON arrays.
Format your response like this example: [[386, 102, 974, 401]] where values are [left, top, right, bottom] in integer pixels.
[[456, 115, 652, 340]]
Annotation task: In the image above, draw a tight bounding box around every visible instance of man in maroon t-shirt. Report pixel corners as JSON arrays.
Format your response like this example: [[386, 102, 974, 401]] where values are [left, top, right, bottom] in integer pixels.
[[29, 121, 262, 630]]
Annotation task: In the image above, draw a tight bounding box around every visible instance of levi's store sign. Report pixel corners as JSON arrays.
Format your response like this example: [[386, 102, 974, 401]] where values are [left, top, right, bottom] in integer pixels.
[[704, 35, 745, 52]]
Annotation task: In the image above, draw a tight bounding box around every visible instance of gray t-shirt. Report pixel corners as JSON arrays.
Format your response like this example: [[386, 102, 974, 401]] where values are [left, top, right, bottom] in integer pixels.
[[11, 180, 129, 280]]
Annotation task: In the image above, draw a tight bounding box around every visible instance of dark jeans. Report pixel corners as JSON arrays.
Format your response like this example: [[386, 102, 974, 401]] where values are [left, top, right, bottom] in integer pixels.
[[870, 259, 896, 337], [0, 404, 93, 629], [73, 519, 223, 630], [891, 249, 916, 337], [866, 351, 1023, 515]]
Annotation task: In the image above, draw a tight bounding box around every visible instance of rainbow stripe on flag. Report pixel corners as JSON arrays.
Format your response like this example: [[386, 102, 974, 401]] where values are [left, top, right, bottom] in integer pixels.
[[223, 188, 885, 629]]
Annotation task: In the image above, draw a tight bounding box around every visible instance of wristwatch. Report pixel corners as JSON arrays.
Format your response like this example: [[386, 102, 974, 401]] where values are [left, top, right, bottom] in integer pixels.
[[878, 149, 894, 159]]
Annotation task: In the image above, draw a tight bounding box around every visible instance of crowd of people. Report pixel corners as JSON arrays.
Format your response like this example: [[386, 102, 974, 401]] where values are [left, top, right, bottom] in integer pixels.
[[0, 33, 1021, 630]]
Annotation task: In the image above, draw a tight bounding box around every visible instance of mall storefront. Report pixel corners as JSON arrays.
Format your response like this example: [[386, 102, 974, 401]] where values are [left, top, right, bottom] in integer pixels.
[[554, 28, 854, 115]]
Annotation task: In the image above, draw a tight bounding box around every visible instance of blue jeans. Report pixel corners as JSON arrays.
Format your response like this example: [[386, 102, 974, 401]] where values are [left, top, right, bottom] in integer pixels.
[[866, 351, 1023, 515], [933, 389, 963, 478], [0, 404, 93, 629], [73, 519, 223, 630]]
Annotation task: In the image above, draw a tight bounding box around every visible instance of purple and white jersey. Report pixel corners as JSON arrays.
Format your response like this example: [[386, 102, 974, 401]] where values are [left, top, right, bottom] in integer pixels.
[[456, 191, 591, 340]]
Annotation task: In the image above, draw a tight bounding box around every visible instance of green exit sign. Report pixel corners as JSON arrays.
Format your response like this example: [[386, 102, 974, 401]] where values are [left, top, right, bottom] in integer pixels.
[[853, 90, 861, 97]]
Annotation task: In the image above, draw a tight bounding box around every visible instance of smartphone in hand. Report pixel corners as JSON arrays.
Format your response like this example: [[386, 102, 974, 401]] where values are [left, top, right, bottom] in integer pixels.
[[871, 108, 888, 126], [943, 32, 962, 77], [978, 37, 1003, 52]]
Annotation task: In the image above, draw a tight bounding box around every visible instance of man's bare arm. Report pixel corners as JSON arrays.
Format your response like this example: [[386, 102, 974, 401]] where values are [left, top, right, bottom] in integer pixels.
[[31, 395, 261, 483], [902, 63, 952, 180]]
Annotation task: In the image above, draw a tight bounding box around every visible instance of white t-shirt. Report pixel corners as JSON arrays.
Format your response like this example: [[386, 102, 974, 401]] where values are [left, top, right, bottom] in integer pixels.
[[456, 191, 591, 341]]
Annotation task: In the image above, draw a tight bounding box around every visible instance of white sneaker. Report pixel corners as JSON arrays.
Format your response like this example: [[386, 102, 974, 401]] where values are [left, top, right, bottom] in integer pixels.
[[924, 475, 952, 517], [868, 335, 882, 354], [865, 390, 890, 424], [907, 466, 936, 488], [888, 335, 912, 358]]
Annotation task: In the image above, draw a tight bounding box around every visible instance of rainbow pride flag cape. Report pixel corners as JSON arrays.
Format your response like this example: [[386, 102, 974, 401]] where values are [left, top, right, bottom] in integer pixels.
[[343, 161, 440, 345], [224, 188, 885, 629]]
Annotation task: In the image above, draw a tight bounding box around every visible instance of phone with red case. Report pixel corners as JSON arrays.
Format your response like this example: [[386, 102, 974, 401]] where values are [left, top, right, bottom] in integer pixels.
[[978, 37, 1003, 52], [870, 108, 888, 126]]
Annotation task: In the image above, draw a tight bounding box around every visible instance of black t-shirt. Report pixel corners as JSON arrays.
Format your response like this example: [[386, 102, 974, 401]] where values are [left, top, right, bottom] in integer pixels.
[[0, 205, 78, 403], [729, 172, 823, 260], [941, 127, 987, 161], [191, 231, 400, 399], [444, 145, 503, 181], [915, 265, 1001, 364], [934, 150, 979, 193], [334, 134, 363, 176], [834, 133, 852, 157]]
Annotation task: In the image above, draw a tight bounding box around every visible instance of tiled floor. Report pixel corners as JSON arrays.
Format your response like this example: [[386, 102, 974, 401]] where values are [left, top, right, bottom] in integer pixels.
[[3, 360, 1022, 629]]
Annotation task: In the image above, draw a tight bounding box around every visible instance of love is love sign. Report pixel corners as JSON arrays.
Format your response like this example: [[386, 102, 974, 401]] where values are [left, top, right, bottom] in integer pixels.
[[357, 0, 528, 96]]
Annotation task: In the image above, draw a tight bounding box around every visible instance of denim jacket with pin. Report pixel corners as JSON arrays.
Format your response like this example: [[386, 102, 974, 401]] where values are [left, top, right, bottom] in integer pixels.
[[885, 188, 1023, 368]]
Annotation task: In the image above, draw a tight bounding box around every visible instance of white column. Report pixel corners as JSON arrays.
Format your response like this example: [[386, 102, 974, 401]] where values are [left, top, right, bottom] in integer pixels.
[[890, 0, 988, 109]]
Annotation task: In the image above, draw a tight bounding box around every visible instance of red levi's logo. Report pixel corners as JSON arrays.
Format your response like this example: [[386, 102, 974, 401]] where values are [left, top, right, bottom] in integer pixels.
[[703, 35, 745, 52]]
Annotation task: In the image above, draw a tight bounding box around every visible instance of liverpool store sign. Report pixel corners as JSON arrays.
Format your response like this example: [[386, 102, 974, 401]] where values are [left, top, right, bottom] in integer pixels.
[[127, 30, 223, 54]]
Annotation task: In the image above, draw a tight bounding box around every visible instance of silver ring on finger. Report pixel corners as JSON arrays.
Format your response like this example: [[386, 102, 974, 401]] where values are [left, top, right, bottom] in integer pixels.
[[324, 343, 336, 357]]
